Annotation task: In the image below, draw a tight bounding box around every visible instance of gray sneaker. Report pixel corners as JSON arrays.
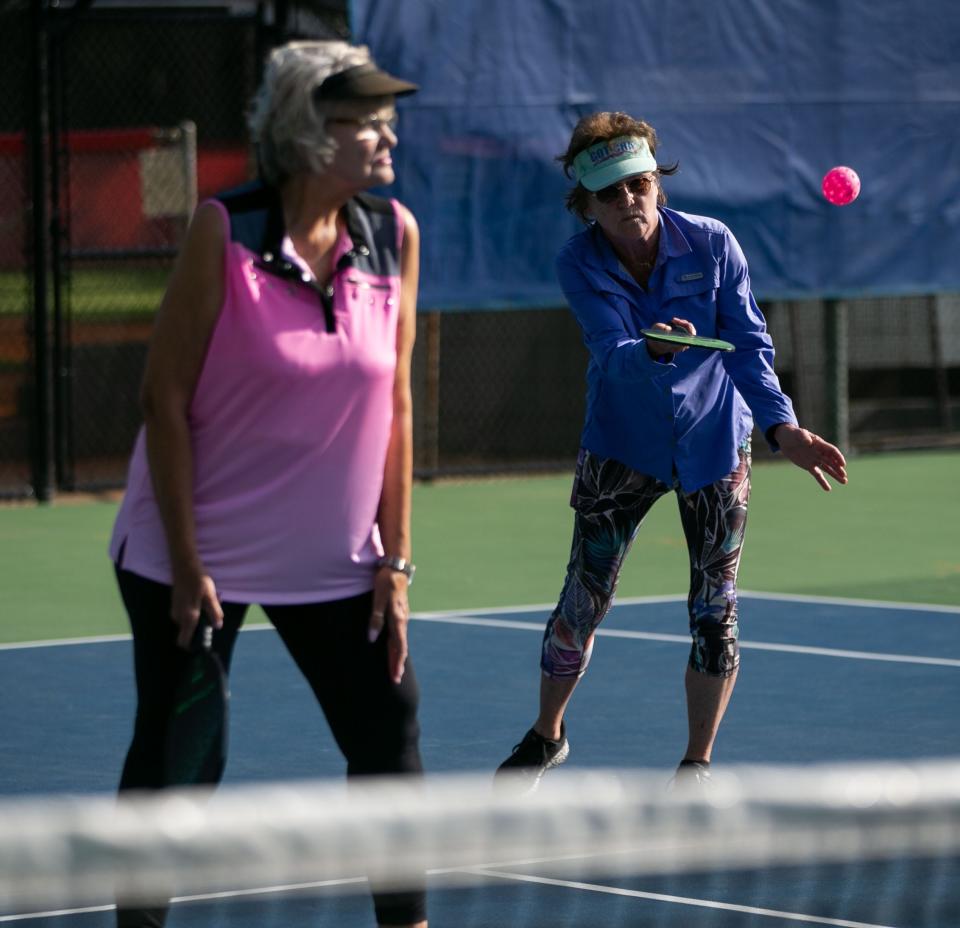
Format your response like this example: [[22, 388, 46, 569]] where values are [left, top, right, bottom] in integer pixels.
[[494, 722, 569, 794]]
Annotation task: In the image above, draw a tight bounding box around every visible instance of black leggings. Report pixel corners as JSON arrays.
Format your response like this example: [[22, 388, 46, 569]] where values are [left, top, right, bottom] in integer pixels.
[[114, 568, 425, 927]]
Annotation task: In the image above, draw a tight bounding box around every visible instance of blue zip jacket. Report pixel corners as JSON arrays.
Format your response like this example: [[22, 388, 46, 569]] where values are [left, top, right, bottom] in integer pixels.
[[556, 206, 797, 491]]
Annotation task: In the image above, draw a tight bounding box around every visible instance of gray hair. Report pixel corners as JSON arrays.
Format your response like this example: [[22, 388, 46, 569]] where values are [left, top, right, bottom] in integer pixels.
[[248, 41, 375, 185]]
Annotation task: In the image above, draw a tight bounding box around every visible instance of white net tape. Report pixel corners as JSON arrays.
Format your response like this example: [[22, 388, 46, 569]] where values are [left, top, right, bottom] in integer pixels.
[[2, 760, 959, 911]]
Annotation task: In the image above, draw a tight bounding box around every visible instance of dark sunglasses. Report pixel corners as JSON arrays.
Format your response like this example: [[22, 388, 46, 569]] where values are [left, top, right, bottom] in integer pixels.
[[592, 174, 656, 204]]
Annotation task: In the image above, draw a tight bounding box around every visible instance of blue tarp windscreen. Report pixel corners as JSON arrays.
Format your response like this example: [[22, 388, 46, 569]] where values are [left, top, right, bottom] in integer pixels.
[[349, 0, 960, 308]]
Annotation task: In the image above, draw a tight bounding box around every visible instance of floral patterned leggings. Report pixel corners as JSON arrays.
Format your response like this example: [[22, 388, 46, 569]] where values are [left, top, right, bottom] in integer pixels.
[[541, 445, 751, 680]]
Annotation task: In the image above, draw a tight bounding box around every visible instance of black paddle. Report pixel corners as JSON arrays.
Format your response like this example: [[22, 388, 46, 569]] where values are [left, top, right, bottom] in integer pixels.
[[164, 617, 229, 787]]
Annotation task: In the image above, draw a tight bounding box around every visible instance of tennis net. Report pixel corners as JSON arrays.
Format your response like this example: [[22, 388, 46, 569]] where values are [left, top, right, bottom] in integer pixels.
[[2, 759, 958, 927]]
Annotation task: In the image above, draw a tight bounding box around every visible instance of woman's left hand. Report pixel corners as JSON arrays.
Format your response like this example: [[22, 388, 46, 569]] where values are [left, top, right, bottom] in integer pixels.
[[774, 424, 849, 491], [369, 568, 411, 684]]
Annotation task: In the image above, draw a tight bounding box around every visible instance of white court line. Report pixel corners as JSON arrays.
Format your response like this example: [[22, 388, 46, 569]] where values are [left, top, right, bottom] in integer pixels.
[[0, 855, 898, 928], [463, 869, 898, 928], [416, 593, 686, 618], [0, 876, 369, 922], [0, 906, 115, 923], [411, 613, 960, 668], [417, 590, 960, 618], [0, 633, 131, 652], [1, 590, 956, 653], [737, 591, 960, 616]]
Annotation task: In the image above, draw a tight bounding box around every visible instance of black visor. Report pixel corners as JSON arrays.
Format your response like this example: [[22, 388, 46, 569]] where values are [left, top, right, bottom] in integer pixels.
[[313, 62, 419, 102]]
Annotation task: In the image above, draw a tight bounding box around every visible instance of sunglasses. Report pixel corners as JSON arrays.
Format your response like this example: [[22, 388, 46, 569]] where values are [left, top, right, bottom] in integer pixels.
[[592, 174, 656, 203]]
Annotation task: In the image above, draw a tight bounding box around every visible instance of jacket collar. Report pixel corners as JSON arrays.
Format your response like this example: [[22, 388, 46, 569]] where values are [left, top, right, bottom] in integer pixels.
[[573, 208, 696, 295]]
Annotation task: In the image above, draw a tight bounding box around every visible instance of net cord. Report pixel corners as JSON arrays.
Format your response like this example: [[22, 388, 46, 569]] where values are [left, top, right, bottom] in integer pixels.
[[1, 760, 958, 909]]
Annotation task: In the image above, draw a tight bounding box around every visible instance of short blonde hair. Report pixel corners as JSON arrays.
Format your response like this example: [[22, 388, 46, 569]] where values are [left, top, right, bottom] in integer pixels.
[[248, 41, 378, 185]]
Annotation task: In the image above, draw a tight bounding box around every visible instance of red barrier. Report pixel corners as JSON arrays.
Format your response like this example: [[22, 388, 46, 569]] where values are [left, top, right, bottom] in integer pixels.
[[0, 131, 250, 268]]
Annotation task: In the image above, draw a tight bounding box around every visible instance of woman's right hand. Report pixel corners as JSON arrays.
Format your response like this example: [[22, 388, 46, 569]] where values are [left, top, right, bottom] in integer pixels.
[[645, 317, 696, 358], [171, 568, 224, 650]]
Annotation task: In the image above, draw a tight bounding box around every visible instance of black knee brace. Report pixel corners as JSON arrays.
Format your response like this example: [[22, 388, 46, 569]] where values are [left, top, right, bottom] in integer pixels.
[[688, 617, 740, 676]]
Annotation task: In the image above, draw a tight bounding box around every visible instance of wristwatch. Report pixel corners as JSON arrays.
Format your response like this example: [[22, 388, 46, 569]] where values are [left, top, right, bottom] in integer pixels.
[[375, 555, 416, 585]]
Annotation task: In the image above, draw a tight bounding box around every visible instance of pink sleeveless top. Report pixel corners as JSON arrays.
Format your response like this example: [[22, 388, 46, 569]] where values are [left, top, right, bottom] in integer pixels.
[[110, 188, 404, 603]]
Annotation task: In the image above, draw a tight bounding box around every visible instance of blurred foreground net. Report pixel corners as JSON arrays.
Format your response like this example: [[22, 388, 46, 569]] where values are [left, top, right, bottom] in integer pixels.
[[2, 760, 959, 927]]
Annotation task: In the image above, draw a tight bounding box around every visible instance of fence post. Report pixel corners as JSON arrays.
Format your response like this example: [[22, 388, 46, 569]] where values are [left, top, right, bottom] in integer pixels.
[[787, 300, 813, 424], [28, 0, 53, 502], [928, 294, 952, 431], [824, 298, 849, 452], [178, 120, 198, 219], [421, 311, 441, 476], [48, 8, 72, 491]]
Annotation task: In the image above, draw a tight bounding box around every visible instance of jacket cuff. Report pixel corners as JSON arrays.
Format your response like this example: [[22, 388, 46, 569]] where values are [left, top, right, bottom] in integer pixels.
[[765, 422, 790, 451]]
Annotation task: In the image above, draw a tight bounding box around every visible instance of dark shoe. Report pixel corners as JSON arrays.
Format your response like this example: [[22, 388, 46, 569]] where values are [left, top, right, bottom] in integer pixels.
[[494, 722, 569, 794], [669, 759, 712, 792]]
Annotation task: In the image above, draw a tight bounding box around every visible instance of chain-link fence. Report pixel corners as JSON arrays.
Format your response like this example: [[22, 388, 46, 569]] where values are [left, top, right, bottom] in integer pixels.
[[0, 8, 32, 497], [764, 294, 959, 453], [4, 2, 958, 500], [411, 295, 960, 479], [2, 2, 347, 498], [49, 7, 265, 491]]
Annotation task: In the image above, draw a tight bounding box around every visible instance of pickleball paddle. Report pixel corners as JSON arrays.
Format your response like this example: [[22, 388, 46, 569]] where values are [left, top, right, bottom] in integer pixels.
[[641, 329, 735, 352], [164, 618, 229, 786]]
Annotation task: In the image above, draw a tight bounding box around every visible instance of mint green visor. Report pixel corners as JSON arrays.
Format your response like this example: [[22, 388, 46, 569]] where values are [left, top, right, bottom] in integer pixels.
[[572, 135, 657, 191]]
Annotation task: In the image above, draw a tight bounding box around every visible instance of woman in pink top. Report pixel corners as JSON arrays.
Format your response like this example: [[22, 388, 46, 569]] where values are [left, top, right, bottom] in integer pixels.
[[110, 42, 426, 928]]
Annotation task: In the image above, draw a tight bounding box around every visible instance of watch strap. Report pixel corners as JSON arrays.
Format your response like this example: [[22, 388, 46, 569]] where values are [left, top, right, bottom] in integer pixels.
[[375, 555, 416, 583]]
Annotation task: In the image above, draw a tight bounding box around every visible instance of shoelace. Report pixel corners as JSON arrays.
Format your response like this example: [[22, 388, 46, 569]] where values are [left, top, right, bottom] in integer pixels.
[[511, 730, 547, 760]]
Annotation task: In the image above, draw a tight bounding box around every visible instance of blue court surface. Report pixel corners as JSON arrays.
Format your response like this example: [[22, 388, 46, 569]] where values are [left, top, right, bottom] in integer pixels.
[[2, 593, 959, 927]]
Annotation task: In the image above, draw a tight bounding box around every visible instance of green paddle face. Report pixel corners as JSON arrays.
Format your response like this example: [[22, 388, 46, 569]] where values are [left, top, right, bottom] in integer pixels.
[[641, 328, 735, 352], [164, 620, 229, 787]]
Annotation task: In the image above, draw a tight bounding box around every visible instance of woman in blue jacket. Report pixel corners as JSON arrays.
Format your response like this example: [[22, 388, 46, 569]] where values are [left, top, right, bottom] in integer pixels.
[[496, 111, 847, 791]]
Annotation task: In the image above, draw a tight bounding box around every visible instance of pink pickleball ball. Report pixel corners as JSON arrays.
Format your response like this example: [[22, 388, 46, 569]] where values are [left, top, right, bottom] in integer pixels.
[[821, 166, 861, 206]]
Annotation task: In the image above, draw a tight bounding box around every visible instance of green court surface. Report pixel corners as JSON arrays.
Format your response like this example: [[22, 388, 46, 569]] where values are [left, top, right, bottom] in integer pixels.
[[2, 449, 958, 644], [0, 268, 167, 317]]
